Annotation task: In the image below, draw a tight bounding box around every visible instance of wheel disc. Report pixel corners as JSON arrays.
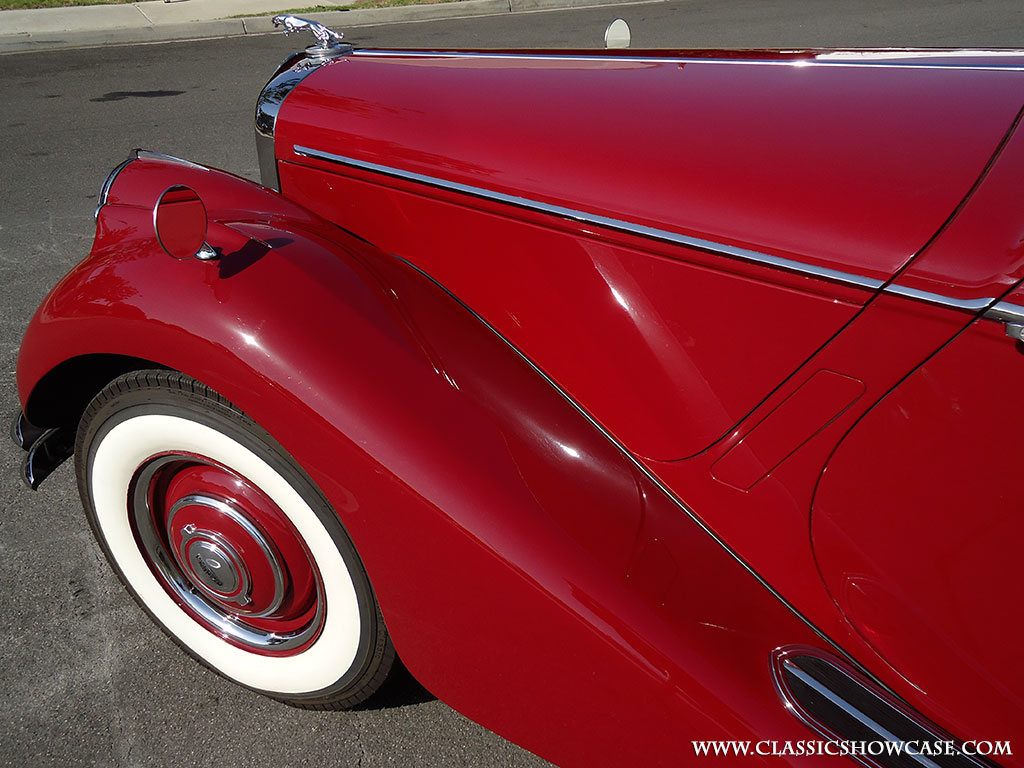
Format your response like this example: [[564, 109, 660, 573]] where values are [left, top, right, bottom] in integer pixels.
[[79, 371, 393, 705], [131, 455, 325, 655]]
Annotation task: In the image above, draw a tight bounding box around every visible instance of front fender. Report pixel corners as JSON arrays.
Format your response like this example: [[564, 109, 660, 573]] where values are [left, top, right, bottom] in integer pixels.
[[17, 153, 831, 766]]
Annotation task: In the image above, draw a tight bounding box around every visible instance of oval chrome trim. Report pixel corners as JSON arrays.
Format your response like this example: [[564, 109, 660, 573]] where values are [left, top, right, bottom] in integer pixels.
[[167, 493, 288, 617], [771, 648, 989, 768], [292, 145, 885, 291], [131, 455, 325, 652]]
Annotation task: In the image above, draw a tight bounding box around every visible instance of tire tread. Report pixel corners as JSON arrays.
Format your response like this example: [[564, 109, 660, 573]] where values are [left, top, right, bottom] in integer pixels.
[[76, 369, 396, 711]]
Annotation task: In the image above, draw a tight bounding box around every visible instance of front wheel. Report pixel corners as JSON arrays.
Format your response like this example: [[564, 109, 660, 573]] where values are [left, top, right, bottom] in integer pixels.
[[76, 370, 394, 709]]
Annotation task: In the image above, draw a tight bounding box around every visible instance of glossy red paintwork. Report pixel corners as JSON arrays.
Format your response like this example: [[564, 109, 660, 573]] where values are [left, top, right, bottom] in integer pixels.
[[272, 54, 1024, 755], [280, 159, 864, 459], [892, 110, 1024, 303], [17, 47, 1024, 766], [277, 51, 1021, 284], [18, 154, 857, 766], [813, 310, 1024, 745], [275, 52, 1022, 461]]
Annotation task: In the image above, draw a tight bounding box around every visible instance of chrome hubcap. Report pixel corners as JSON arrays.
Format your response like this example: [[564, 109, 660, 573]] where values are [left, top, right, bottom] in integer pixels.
[[185, 535, 242, 597], [131, 454, 324, 655]]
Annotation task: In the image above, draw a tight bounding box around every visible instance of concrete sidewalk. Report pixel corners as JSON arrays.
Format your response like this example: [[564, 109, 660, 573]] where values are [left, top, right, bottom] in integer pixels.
[[0, 0, 650, 53]]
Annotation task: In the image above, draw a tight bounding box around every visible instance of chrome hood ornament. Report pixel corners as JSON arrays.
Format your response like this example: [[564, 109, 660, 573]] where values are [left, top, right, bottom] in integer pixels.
[[272, 15, 351, 58]]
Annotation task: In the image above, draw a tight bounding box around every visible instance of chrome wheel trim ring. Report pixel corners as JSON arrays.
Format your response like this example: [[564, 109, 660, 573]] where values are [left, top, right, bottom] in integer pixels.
[[130, 454, 325, 653], [166, 492, 287, 616]]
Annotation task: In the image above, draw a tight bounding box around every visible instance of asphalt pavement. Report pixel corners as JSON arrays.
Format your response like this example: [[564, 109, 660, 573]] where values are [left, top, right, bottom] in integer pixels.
[[3, 1, 1024, 767], [0, 0, 653, 54]]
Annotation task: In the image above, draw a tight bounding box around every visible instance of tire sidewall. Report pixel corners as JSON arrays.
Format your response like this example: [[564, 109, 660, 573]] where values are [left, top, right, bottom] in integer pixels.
[[76, 375, 381, 705]]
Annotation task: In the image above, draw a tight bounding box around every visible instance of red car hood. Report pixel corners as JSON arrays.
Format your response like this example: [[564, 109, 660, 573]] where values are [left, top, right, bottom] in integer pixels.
[[274, 49, 1024, 286]]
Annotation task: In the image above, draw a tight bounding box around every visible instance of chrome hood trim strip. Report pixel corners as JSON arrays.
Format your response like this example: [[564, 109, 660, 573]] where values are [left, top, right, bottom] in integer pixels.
[[352, 49, 1024, 72], [292, 145, 885, 292]]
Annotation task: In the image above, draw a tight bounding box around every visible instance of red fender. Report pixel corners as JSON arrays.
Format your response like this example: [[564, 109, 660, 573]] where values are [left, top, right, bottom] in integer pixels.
[[19, 153, 841, 766]]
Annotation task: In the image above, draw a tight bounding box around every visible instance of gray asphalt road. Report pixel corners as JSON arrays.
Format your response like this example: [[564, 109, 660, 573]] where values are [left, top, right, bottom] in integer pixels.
[[3, 2, 1024, 766]]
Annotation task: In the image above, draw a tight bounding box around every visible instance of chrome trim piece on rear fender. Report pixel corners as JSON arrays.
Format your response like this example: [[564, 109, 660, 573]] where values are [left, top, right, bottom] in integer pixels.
[[95, 150, 210, 220], [292, 145, 885, 291], [135, 149, 209, 170], [983, 300, 1024, 324]]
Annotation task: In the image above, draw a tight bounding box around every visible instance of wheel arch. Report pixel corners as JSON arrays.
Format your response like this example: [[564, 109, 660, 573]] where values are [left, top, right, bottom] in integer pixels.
[[15, 153, 836, 766], [24, 353, 166, 430]]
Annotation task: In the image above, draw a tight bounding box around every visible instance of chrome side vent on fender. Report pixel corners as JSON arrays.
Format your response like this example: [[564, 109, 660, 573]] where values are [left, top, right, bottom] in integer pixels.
[[773, 649, 994, 768]]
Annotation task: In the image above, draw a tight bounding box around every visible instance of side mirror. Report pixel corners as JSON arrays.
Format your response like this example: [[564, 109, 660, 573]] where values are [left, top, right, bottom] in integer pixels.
[[154, 185, 214, 260]]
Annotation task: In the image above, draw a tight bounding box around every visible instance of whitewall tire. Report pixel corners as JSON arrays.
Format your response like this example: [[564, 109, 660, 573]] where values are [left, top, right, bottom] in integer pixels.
[[75, 370, 394, 709]]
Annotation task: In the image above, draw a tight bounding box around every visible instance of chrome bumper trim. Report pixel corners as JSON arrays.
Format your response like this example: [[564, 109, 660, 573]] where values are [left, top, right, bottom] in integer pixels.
[[11, 411, 73, 491]]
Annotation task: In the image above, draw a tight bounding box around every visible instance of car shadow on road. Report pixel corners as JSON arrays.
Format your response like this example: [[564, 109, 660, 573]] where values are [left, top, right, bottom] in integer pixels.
[[358, 657, 437, 710]]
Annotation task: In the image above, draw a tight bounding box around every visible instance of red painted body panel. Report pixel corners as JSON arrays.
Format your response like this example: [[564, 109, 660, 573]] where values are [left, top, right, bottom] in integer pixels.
[[813, 310, 1024, 746], [277, 52, 1020, 282], [270, 58, 1024, 749], [892, 111, 1024, 303], [18, 47, 1024, 766], [274, 52, 1021, 461], [18, 155, 843, 767], [279, 159, 864, 459]]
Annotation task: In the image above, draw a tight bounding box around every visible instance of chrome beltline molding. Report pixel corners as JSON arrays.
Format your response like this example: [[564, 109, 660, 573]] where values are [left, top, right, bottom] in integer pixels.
[[983, 300, 1024, 323], [292, 145, 885, 291], [293, 144, 1009, 312], [883, 284, 995, 311], [351, 49, 1024, 72]]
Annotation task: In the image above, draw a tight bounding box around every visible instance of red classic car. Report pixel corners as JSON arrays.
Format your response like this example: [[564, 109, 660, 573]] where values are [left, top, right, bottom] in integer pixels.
[[12, 18, 1024, 767]]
